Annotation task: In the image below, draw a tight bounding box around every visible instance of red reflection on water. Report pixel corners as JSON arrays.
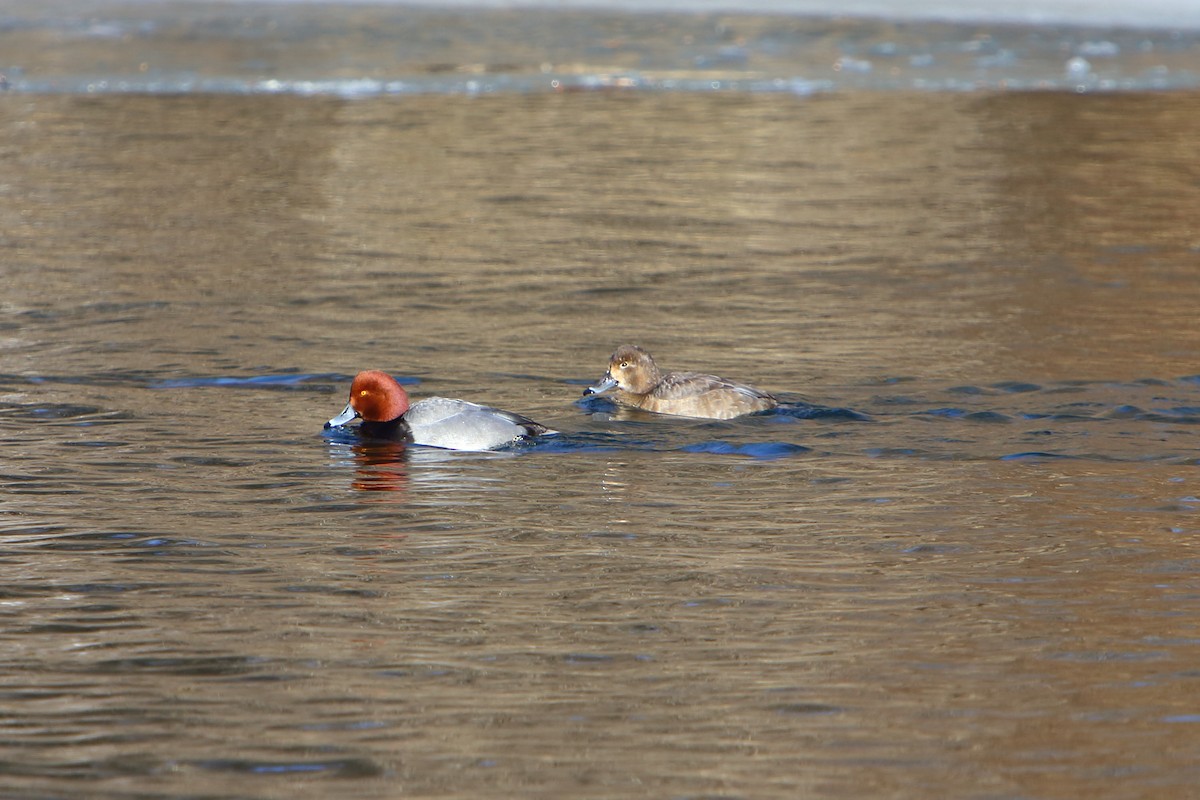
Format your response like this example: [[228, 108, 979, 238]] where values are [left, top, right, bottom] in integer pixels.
[[348, 439, 409, 496]]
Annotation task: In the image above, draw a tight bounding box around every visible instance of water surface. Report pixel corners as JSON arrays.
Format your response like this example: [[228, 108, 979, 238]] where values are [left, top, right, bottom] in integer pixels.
[[2, 47, 1200, 800]]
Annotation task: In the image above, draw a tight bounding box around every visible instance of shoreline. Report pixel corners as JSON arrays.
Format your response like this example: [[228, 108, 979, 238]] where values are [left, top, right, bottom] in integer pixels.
[[158, 0, 1200, 31], [7, 0, 1200, 30]]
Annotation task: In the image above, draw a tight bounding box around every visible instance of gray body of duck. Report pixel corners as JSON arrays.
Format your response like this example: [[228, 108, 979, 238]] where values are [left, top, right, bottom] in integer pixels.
[[326, 370, 553, 451]]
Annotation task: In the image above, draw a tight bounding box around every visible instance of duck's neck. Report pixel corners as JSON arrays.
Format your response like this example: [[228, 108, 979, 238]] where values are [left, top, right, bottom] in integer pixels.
[[359, 418, 413, 442]]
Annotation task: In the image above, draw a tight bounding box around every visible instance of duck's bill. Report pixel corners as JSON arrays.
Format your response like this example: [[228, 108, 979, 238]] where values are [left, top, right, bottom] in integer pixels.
[[325, 402, 360, 429], [583, 375, 618, 396]]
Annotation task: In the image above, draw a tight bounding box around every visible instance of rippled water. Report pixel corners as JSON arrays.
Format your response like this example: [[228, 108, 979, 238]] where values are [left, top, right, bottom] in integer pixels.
[[3, 15, 1200, 799]]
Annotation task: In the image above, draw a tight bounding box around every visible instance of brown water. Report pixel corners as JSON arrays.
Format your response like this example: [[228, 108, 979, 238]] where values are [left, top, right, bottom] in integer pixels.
[[3, 89, 1200, 798]]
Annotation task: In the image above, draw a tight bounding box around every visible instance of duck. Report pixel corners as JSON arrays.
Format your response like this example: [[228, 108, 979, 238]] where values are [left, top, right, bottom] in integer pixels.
[[583, 345, 777, 420], [325, 370, 554, 451]]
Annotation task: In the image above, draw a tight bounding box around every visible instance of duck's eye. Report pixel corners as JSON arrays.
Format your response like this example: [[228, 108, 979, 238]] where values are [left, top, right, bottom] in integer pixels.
[[359, 390, 369, 397], [619, 362, 629, 369]]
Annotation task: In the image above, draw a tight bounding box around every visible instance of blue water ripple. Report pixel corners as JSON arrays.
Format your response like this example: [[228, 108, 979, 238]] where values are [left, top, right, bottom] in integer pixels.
[[920, 407, 968, 419], [999, 451, 1075, 461], [966, 411, 1011, 423], [993, 381, 1042, 393], [918, 408, 1011, 423], [681, 441, 811, 460], [152, 373, 421, 389], [772, 403, 870, 421]]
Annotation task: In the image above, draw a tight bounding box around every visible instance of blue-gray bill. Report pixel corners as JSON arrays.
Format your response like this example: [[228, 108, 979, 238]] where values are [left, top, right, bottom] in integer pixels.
[[325, 403, 359, 429], [583, 376, 618, 396]]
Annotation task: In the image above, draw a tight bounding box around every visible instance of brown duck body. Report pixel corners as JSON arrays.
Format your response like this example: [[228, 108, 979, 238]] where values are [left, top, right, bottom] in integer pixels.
[[586, 345, 777, 420]]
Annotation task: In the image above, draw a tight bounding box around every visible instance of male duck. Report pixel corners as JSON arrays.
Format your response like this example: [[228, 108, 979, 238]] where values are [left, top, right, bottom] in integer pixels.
[[326, 370, 553, 451]]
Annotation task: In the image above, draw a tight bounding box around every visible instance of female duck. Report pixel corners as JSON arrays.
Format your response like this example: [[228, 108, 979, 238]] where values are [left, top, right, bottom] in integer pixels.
[[584, 345, 777, 420], [326, 370, 553, 451]]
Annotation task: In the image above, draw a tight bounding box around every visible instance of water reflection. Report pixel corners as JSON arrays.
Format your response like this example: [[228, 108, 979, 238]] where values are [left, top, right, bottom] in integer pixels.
[[326, 431, 533, 505], [329, 438, 410, 496]]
